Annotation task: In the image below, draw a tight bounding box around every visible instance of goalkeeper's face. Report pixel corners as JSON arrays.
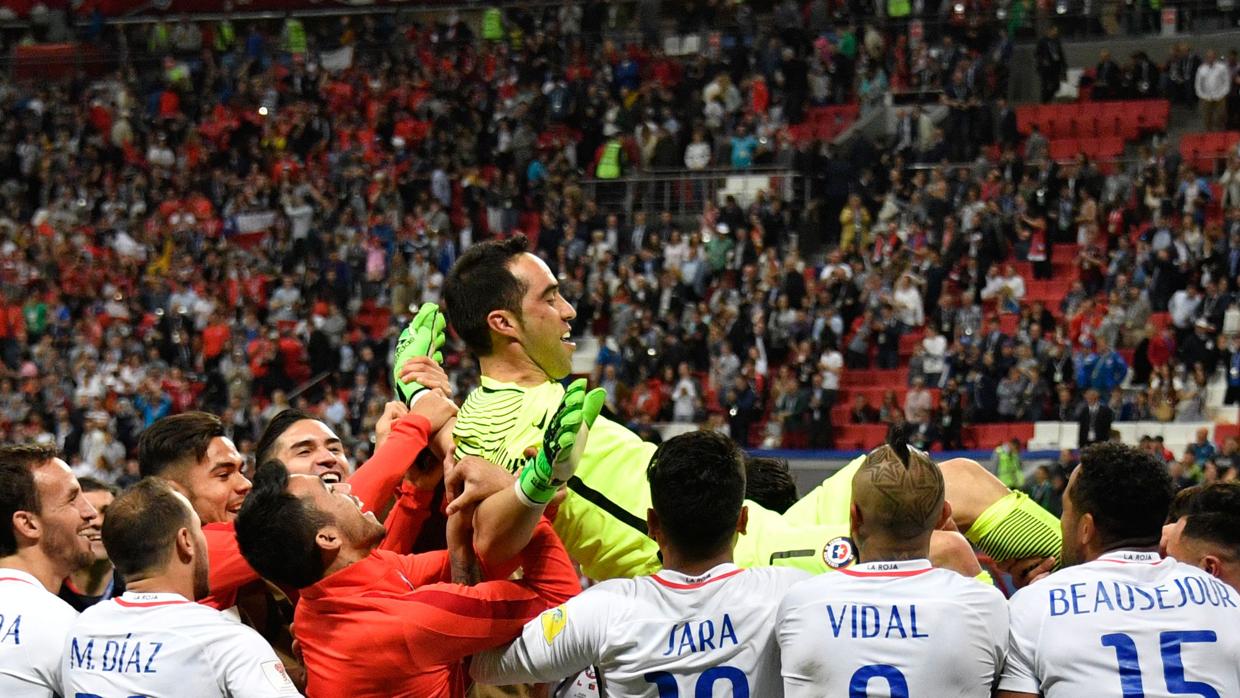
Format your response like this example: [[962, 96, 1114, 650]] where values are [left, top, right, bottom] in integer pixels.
[[509, 253, 577, 381]]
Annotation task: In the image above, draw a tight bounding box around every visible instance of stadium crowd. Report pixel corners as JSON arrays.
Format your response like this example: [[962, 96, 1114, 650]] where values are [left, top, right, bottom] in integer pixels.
[[0, 3, 1238, 485]]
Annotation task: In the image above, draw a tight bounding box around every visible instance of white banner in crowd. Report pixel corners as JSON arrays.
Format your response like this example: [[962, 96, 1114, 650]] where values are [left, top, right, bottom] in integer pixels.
[[234, 210, 277, 234], [320, 46, 355, 74]]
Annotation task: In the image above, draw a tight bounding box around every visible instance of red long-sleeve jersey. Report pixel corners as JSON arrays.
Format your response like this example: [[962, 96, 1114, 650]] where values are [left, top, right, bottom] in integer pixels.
[[200, 414, 434, 610], [293, 520, 581, 698]]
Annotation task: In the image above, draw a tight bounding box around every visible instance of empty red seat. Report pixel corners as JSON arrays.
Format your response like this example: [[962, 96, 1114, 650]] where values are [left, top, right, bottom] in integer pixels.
[[1049, 138, 1078, 161], [832, 425, 890, 450], [1016, 106, 1037, 135], [962, 423, 1036, 449], [1216, 424, 1240, 443]]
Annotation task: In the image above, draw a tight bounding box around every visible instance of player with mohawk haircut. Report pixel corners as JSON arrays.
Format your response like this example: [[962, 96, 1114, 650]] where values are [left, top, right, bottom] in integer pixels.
[[777, 434, 1010, 697]]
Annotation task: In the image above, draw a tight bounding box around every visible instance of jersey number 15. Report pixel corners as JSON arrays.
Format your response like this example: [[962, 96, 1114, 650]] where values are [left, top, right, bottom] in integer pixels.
[[1102, 630, 1220, 697]]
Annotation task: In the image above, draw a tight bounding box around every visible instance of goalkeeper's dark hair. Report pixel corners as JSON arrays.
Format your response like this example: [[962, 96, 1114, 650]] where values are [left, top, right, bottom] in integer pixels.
[[444, 234, 531, 356], [647, 430, 746, 561], [255, 409, 318, 467], [745, 456, 798, 514], [235, 460, 331, 589], [1071, 442, 1173, 549]]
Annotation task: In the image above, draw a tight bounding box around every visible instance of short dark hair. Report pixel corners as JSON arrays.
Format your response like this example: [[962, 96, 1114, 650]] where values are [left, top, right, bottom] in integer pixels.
[[647, 430, 746, 560], [255, 409, 317, 466], [0, 444, 59, 557], [77, 477, 119, 497], [1183, 482, 1240, 517], [1071, 442, 1173, 548], [1183, 512, 1240, 559], [1171, 482, 1240, 559], [102, 478, 194, 580], [1168, 485, 1203, 523], [138, 412, 226, 479], [744, 456, 798, 514], [235, 460, 330, 589], [443, 234, 530, 355]]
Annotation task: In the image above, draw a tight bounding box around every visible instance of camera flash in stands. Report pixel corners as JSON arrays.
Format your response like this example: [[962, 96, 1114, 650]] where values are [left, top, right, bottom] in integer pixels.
[[258, 106, 269, 116]]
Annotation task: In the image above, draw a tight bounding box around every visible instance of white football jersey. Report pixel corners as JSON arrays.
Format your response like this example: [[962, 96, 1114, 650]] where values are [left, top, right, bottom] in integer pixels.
[[472, 562, 811, 697], [777, 559, 1008, 698], [1000, 551, 1240, 697], [61, 591, 303, 698], [0, 568, 78, 697]]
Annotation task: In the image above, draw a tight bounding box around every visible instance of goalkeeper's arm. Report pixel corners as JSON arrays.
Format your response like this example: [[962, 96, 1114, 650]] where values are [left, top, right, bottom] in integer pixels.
[[446, 379, 605, 567]]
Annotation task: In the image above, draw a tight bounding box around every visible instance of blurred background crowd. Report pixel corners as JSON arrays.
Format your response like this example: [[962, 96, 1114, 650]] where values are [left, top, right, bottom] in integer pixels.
[[0, 0, 1237, 493]]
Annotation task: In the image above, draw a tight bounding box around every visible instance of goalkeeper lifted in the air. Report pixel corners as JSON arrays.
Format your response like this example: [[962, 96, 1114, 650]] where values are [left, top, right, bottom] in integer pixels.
[[421, 235, 1060, 581]]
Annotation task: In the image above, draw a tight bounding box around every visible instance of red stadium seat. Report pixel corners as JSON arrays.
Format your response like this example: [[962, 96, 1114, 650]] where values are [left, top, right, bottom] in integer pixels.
[[962, 423, 1035, 450], [832, 424, 890, 450], [1216, 424, 1240, 444]]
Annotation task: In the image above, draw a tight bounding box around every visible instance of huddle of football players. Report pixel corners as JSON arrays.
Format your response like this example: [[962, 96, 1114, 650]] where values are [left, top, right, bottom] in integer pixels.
[[1, 236, 1236, 697]]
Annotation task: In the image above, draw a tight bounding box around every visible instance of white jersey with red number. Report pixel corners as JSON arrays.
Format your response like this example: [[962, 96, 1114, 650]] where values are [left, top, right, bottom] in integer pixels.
[[61, 591, 303, 698], [471, 563, 811, 697], [1000, 551, 1240, 697], [777, 559, 1008, 698], [0, 568, 78, 697]]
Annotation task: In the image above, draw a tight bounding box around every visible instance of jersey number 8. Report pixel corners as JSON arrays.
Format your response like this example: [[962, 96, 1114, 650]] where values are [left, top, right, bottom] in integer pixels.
[[849, 664, 909, 698]]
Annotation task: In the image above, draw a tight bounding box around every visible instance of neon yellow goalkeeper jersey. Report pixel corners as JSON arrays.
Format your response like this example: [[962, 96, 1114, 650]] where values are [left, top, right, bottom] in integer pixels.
[[453, 376, 861, 580]]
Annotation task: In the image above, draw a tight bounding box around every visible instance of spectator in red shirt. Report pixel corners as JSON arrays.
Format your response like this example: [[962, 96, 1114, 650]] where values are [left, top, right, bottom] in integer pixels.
[[1147, 324, 1177, 369], [201, 309, 232, 365]]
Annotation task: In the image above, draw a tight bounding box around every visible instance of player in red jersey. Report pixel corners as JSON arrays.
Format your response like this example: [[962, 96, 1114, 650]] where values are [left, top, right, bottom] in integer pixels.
[[234, 378, 603, 697]]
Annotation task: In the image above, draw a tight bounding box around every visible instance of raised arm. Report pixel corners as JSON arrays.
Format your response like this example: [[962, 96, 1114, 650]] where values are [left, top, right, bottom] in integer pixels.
[[446, 379, 605, 567], [400, 519, 582, 667]]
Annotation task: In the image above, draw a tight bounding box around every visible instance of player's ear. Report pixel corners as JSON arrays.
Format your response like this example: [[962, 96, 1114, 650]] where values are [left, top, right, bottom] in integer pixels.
[[646, 508, 661, 543], [315, 525, 343, 553], [175, 526, 194, 563], [1079, 512, 1097, 550], [10, 510, 39, 542], [1201, 555, 1222, 579], [849, 501, 863, 536], [735, 505, 748, 536], [936, 500, 953, 530], [487, 309, 521, 342]]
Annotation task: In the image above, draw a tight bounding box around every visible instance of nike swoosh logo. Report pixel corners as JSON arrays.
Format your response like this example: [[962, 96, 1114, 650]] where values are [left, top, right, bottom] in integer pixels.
[[534, 411, 549, 430]]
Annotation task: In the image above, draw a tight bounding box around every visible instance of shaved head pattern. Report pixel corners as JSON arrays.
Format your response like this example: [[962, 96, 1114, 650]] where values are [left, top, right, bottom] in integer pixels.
[[853, 444, 945, 540]]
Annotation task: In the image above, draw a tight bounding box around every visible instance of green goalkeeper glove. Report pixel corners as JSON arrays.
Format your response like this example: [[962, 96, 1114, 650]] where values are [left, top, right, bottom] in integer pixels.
[[391, 302, 446, 405], [515, 378, 606, 507]]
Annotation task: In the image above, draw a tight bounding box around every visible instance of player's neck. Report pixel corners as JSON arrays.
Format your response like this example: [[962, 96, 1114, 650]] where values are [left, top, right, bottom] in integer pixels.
[[1092, 540, 1161, 561], [322, 543, 371, 579], [480, 349, 552, 388], [69, 559, 115, 597], [126, 570, 194, 600], [661, 550, 734, 577], [0, 549, 71, 593], [856, 538, 929, 565]]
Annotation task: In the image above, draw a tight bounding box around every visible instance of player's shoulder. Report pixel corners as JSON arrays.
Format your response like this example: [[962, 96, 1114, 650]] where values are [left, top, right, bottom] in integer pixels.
[[6, 580, 79, 624], [586, 576, 644, 600], [564, 577, 640, 622], [780, 568, 846, 605], [743, 565, 814, 590], [929, 568, 1007, 599]]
